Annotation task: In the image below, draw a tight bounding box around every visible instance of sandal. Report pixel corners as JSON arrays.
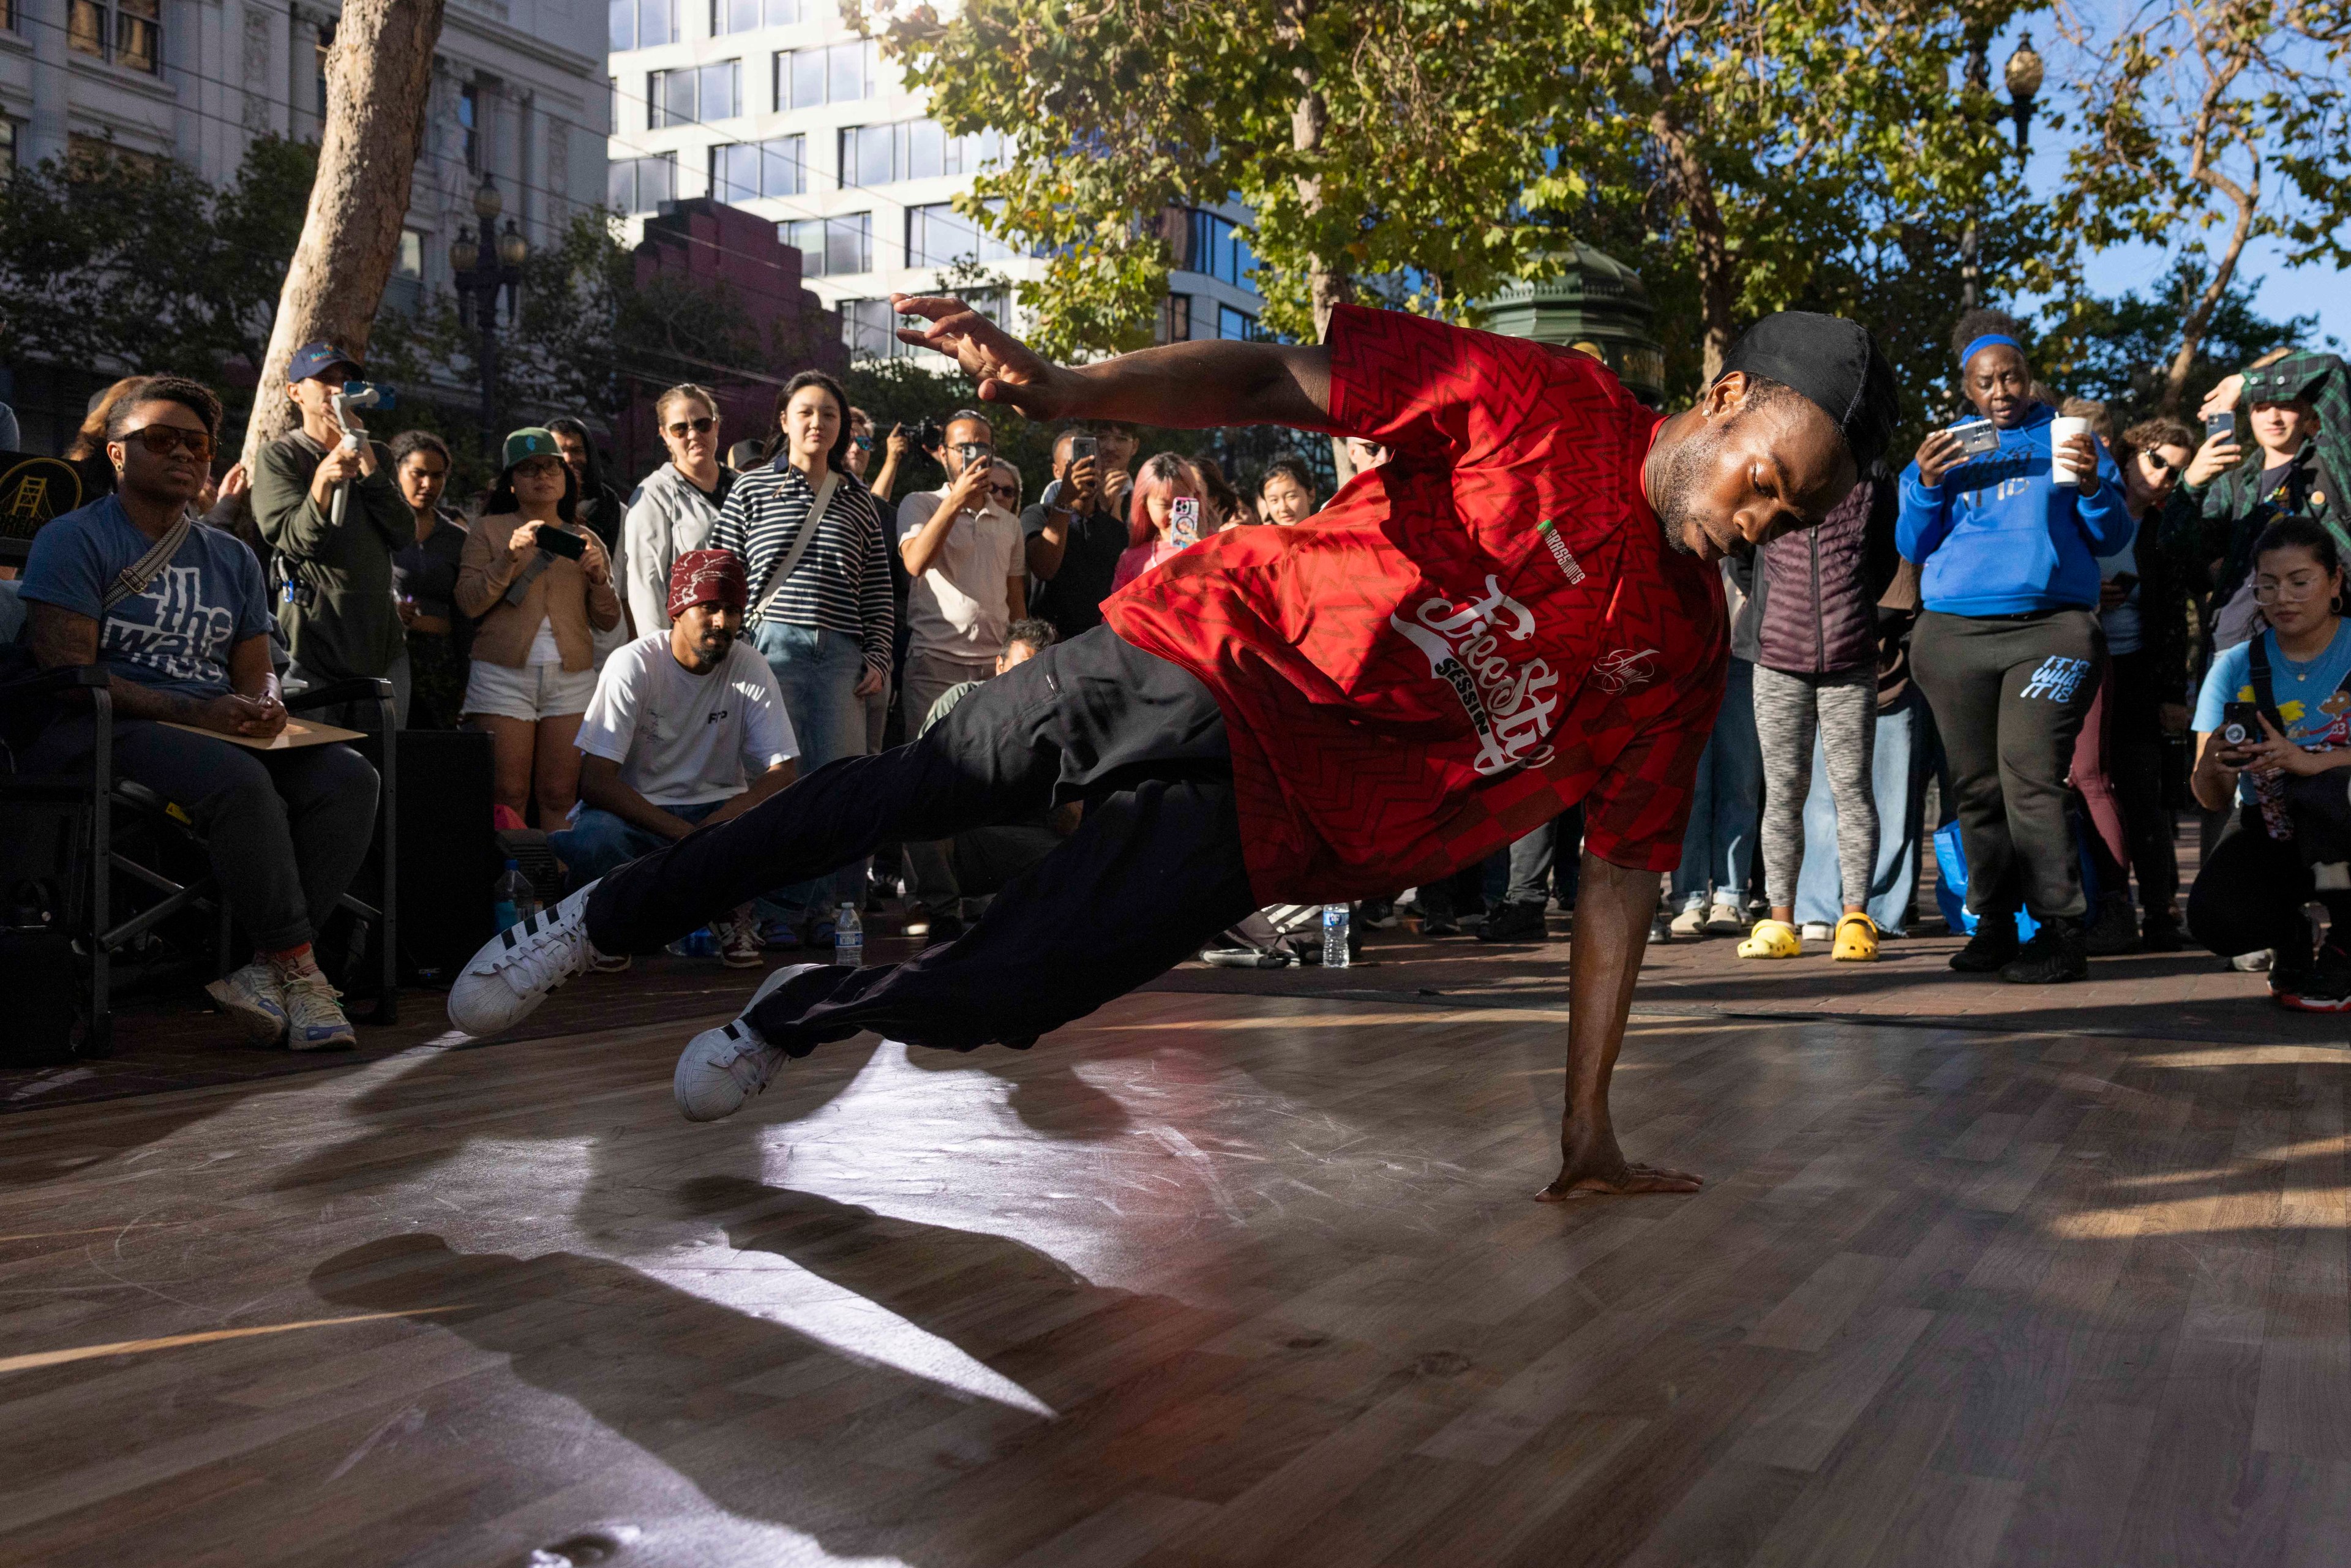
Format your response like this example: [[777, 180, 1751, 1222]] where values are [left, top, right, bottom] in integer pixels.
[[1737, 918, 1802, 959], [1832, 912, 1880, 961]]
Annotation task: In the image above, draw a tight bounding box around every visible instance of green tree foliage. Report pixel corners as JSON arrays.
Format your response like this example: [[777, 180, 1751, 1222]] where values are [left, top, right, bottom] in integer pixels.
[[2043, 0, 2351, 411], [2039, 255, 2314, 429], [0, 137, 316, 388], [867, 0, 2044, 389]]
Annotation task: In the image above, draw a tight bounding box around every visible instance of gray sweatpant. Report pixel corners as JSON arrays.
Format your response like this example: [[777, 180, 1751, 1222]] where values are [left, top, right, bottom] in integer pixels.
[[1753, 664, 1878, 910]]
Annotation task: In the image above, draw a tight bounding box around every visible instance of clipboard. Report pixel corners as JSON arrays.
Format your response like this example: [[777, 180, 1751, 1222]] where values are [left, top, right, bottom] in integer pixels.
[[160, 718, 367, 751]]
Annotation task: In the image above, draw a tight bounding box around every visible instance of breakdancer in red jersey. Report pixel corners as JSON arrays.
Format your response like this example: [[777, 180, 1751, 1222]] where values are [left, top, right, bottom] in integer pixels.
[[452, 294, 1896, 1199]]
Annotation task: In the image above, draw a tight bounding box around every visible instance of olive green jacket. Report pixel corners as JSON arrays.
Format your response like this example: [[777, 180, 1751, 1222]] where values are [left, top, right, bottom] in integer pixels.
[[250, 429, 411, 683]]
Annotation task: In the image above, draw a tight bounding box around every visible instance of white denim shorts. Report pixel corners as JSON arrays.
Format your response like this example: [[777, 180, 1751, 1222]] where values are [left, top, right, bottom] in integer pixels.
[[461, 659, 598, 722]]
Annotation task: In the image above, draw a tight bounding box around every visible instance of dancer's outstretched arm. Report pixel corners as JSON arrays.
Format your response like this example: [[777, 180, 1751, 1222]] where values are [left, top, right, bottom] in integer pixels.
[[892, 294, 1332, 433]]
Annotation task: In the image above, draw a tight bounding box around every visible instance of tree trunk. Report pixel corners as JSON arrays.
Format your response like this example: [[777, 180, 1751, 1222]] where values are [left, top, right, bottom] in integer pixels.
[[238, 0, 445, 471], [2159, 64, 2259, 416], [1291, 67, 1356, 482], [1654, 111, 1736, 384]]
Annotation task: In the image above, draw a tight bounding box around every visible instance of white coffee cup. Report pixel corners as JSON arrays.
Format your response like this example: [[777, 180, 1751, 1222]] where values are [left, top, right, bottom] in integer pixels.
[[2049, 415, 2093, 488]]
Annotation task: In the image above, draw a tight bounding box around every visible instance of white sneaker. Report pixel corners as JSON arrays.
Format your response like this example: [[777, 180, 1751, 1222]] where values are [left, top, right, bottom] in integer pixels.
[[205, 962, 287, 1046], [448, 882, 604, 1038], [1801, 921, 1834, 942], [279, 969, 358, 1051], [713, 905, 765, 969], [674, 964, 812, 1122]]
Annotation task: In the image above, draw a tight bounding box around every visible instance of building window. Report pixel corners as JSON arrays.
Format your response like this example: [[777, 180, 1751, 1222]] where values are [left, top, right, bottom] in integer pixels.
[[1218, 304, 1261, 341], [775, 39, 881, 110], [68, 0, 159, 72], [710, 135, 804, 201], [609, 154, 677, 214], [386, 229, 426, 314], [1185, 210, 1257, 288], [651, 61, 740, 128], [1158, 293, 1193, 343], [609, 0, 677, 51], [841, 121, 1002, 187], [839, 298, 897, 359], [0, 121, 15, 175], [459, 82, 481, 173], [713, 0, 797, 33], [907, 202, 1014, 267], [782, 213, 871, 277]]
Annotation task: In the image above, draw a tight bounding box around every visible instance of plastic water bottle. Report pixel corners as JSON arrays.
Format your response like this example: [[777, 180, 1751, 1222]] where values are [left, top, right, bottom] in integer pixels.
[[835, 902, 863, 967], [492, 860, 539, 932], [1322, 903, 1351, 969]]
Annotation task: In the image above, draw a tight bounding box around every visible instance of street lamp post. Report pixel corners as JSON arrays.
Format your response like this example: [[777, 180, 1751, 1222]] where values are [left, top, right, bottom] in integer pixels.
[[1959, 32, 2043, 310], [448, 173, 530, 460]]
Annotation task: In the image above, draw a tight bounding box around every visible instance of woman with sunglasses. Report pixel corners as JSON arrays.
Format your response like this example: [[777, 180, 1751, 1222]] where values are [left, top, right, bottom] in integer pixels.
[[845, 408, 913, 505], [2188, 519, 2351, 1009], [621, 384, 733, 633], [2067, 415, 2200, 953]]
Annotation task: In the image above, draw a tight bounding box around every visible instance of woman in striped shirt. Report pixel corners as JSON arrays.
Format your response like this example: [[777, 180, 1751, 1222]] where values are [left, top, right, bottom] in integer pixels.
[[708, 370, 894, 944]]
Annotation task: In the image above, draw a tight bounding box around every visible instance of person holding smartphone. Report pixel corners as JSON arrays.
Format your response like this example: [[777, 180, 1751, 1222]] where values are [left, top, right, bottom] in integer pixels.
[[1109, 453, 1209, 590], [2183, 349, 2347, 655], [1024, 428, 1130, 637], [455, 428, 620, 823], [1898, 310, 2131, 983], [2188, 519, 2351, 1010]]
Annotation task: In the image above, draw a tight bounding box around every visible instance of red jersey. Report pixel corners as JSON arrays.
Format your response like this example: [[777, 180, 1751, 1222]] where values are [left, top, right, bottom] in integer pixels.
[[1103, 304, 1727, 901]]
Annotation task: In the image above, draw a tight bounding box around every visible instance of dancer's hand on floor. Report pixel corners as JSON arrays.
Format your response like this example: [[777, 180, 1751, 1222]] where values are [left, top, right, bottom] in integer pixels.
[[892, 294, 1066, 418], [1539, 1123, 1703, 1200]]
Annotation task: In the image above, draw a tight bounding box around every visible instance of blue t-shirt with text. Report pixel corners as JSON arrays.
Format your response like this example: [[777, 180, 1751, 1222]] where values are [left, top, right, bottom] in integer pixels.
[[2194, 621, 2351, 803], [18, 495, 273, 699]]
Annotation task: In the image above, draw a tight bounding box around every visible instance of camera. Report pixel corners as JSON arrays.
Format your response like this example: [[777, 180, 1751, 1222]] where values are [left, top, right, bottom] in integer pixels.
[[912, 418, 944, 452], [1947, 418, 1999, 457]]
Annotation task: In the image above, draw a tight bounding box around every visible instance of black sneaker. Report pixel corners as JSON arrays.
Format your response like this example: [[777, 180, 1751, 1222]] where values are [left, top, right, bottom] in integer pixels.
[[1477, 901, 1550, 943], [1420, 908, 1462, 937], [1949, 919, 2022, 972], [2274, 947, 2351, 1012], [2082, 892, 2139, 956], [2000, 917, 2088, 985], [2140, 910, 2186, 952]]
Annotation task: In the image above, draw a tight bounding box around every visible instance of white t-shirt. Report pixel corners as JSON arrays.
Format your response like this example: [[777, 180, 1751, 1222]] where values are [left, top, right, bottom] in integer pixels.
[[574, 632, 798, 806], [527, 615, 563, 665], [897, 486, 1025, 659]]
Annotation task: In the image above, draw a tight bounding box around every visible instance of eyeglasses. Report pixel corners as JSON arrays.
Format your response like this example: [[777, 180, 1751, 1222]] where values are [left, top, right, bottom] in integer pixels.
[[116, 424, 214, 462], [666, 416, 716, 438], [2252, 576, 2333, 605]]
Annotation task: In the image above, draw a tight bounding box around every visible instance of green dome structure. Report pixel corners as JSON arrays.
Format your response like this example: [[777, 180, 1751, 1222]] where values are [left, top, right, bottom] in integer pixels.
[[1474, 245, 1667, 406]]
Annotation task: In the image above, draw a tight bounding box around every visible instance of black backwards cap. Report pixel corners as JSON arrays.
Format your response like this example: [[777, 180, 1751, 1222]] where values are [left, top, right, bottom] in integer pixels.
[[1718, 311, 1901, 475]]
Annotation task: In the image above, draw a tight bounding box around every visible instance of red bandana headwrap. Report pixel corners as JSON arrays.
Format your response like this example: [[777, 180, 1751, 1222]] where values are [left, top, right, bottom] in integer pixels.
[[668, 549, 747, 622]]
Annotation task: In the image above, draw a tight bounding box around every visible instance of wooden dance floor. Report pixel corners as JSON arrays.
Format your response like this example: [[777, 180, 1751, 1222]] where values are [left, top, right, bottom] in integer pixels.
[[2, 987, 2346, 1566]]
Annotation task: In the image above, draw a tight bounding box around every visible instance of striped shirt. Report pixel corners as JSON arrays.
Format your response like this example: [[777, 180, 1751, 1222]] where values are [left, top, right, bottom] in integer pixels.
[[709, 459, 894, 674]]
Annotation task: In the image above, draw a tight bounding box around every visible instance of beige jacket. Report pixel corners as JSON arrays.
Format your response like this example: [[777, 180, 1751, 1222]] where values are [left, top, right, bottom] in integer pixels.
[[455, 513, 621, 672]]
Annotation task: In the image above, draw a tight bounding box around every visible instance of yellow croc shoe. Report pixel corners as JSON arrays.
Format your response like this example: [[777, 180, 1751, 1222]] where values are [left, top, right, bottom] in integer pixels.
[[1832, 912, 1880, 961], [1737, 918, 1802, 959]]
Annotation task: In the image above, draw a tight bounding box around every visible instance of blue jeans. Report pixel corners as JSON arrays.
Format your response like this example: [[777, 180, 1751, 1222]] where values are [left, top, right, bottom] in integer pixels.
[[751, 620, 870, 922], [1794, 689, 1933, 934], [1670, 657, 1761, 911], [551, 799, 725, 890]]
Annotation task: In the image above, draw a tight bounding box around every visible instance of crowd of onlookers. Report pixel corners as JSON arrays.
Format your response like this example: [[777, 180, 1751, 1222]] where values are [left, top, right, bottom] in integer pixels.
[[1, 348, 1351, 1045], [1398, 315, 2351, 1011], [4, 312, 2345, 1046]]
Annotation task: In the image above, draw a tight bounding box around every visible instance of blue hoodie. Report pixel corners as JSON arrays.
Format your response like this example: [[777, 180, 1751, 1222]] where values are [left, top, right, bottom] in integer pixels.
[[1896, 403, 2132, 617]]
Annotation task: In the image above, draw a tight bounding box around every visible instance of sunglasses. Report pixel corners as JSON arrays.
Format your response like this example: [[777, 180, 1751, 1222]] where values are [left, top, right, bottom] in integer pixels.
[[666, 416, 716, 437], [852, 435, 874, 450], [116, 424, 214, 462], [989, 482, 1019, 498], [2144, 450, 2181, 476]]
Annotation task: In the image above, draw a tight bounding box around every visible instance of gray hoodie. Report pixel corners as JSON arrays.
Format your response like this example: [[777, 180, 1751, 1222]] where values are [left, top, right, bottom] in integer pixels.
[[621, 462, 733, 631]]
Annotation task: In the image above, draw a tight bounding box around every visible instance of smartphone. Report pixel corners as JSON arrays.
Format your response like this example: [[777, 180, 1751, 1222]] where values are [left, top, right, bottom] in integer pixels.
[[2207, 410, 2236, 441], [2107, 571, 2139, 593], [533, 524, 586, 560], [2219, 700, 2263, 752], [1948, 418, 2000, 457], [1068, 435, 1100, 463], [1170, 495, 1200, 547]]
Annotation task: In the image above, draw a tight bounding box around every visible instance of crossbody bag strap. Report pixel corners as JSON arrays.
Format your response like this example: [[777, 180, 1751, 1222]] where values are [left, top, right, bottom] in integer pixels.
[[101, 515, 193, 612], [2248, 631, 2282, 726], [751, 470, 840, 621]]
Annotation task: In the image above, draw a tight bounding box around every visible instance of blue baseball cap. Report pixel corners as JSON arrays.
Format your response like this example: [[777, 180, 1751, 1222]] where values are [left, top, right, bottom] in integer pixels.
[[287, 341, 362, 384]]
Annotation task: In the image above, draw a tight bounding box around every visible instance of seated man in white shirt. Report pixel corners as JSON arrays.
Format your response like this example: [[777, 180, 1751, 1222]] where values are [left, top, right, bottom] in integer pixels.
[[896, 408, 1026, 940], [552, 549, 798, 970]]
